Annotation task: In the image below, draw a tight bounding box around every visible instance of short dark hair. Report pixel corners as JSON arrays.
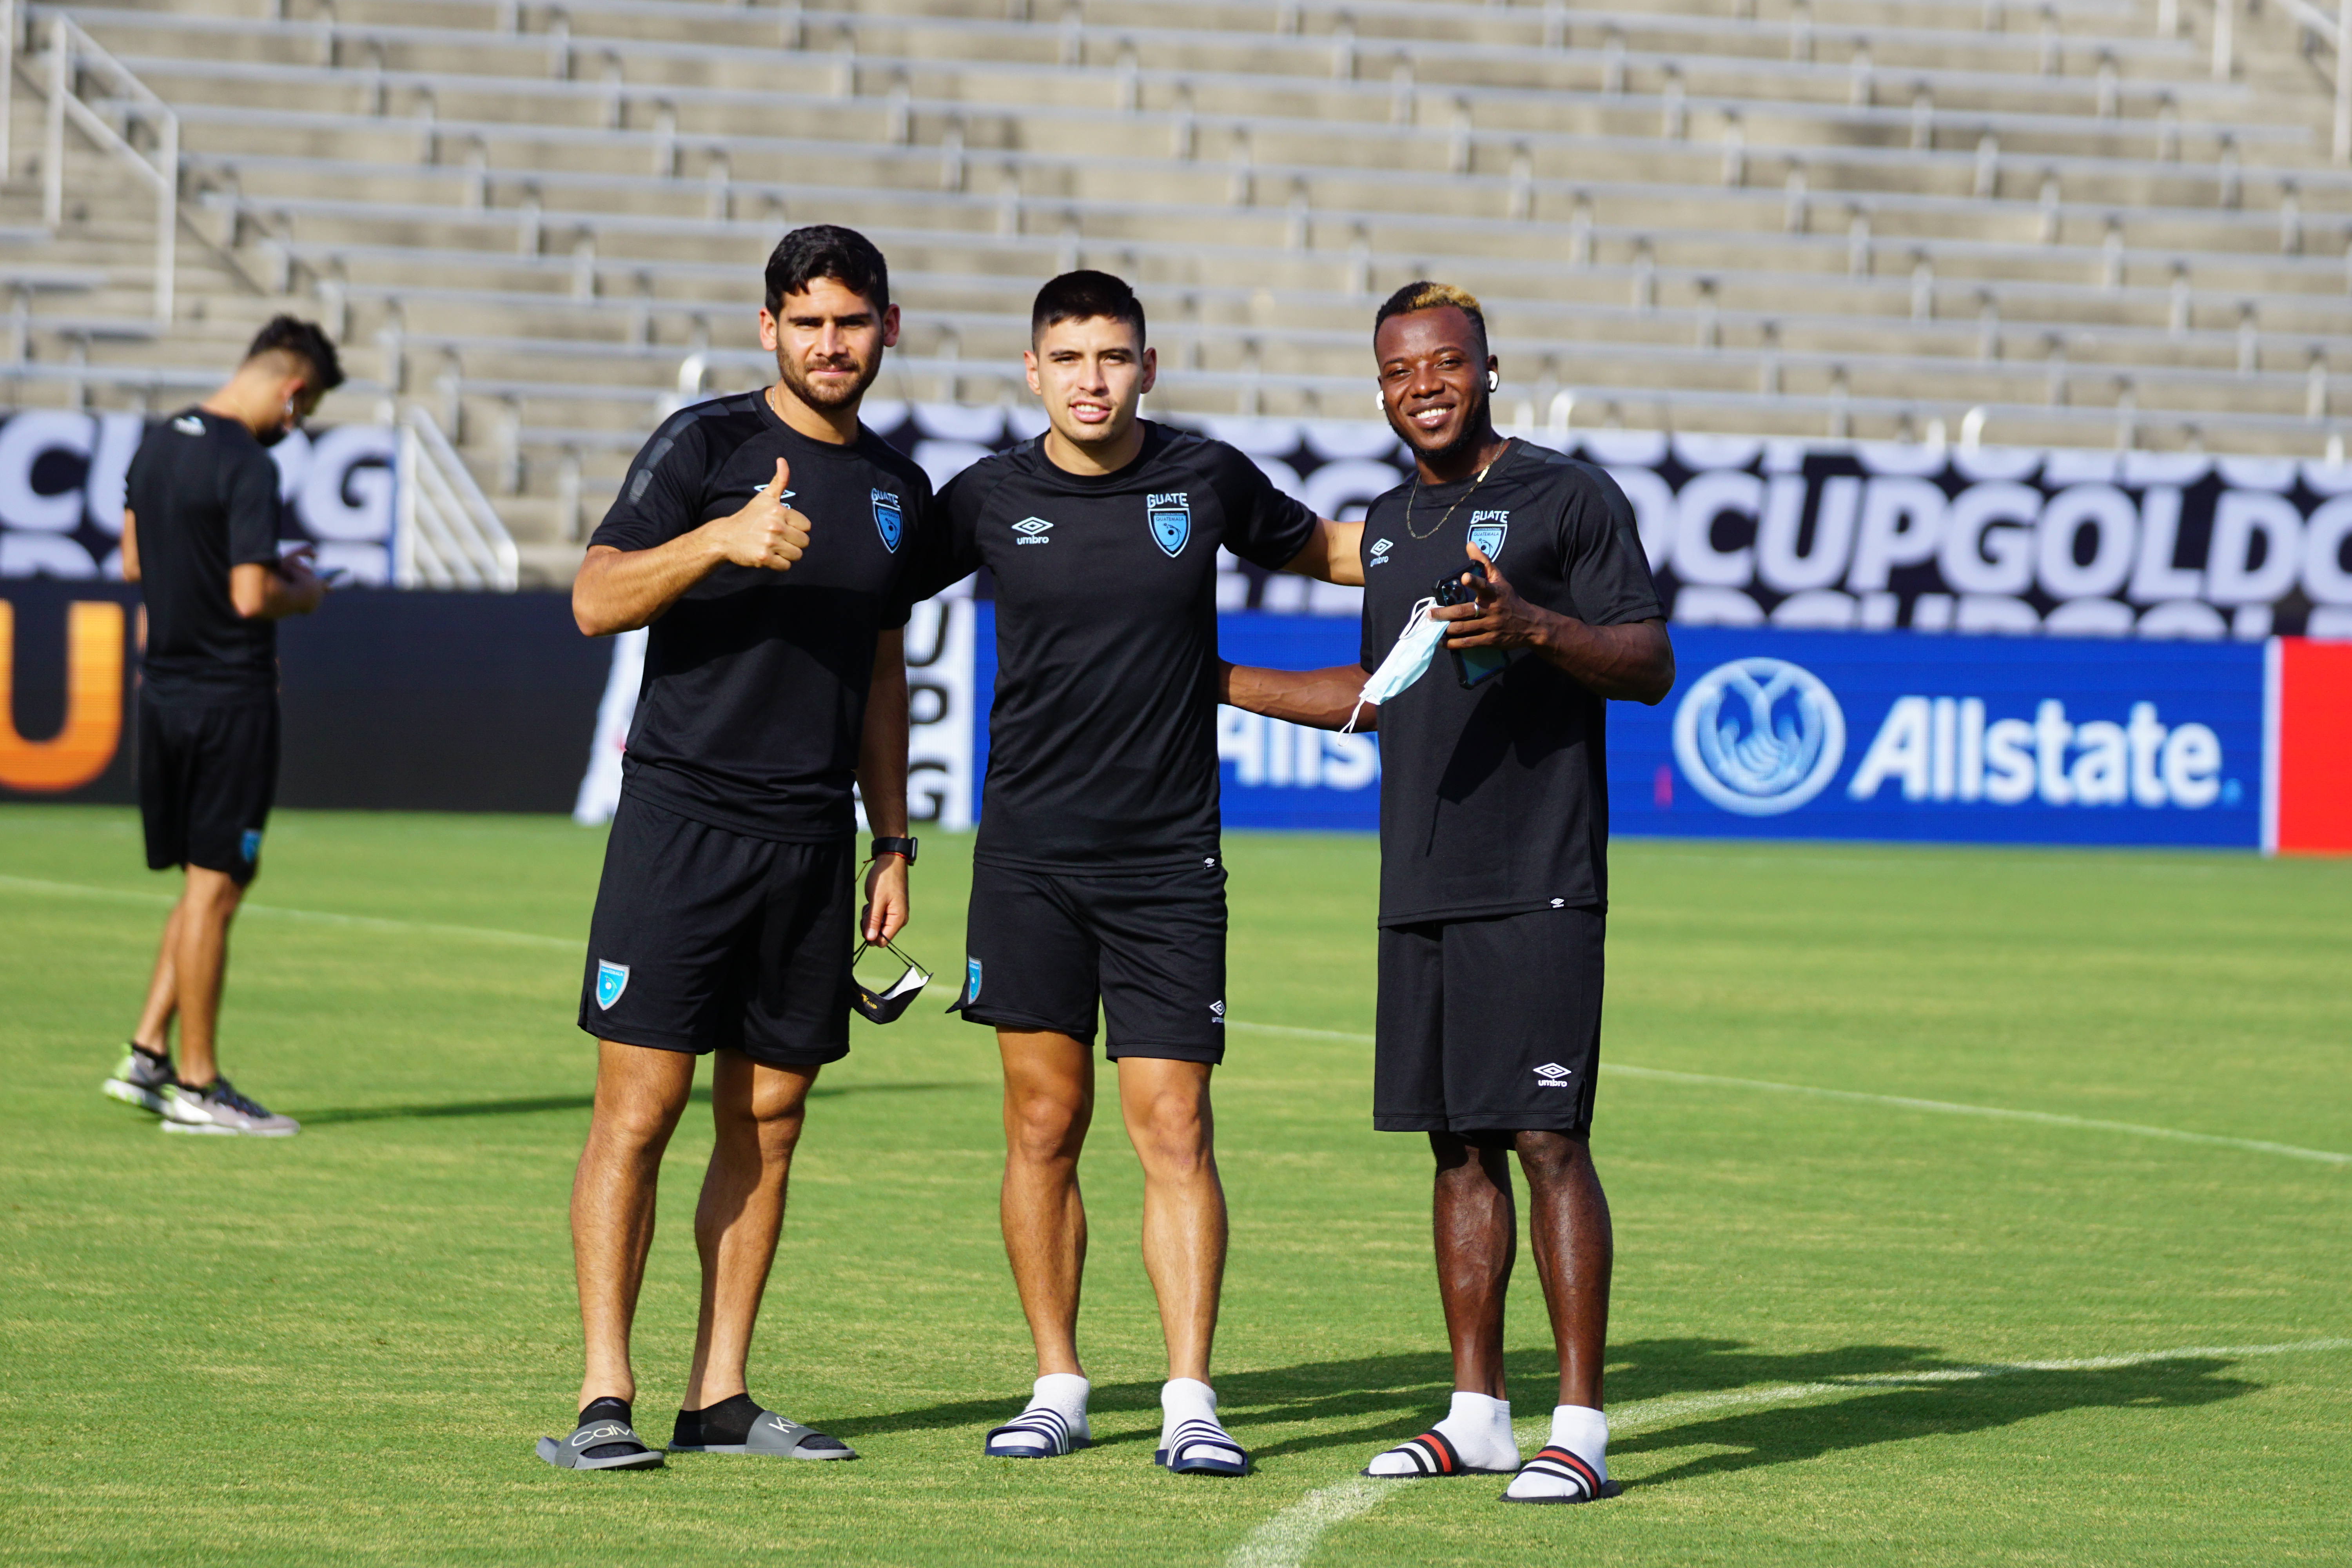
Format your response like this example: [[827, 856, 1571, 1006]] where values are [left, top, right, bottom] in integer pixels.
[[764, 224, 890, 315], [1373, 280, 1488, 356], [245, 315, 345, 392], [1030, 270, 1146, 347]]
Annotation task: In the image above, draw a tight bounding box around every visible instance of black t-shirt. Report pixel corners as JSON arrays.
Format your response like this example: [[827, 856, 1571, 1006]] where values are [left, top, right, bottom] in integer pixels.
[[920, 421, 1316, 870], [590, 390, 934, 843], [127, 408, 284, 706], [1358, 440, 1662, 924]]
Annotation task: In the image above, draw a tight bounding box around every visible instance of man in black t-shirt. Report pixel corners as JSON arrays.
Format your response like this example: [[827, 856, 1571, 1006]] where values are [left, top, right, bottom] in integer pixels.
[[541, 227, 931, 1472], [1221, 284, 1673, 1504], [913, 272, 1361, 1475], [105, 316, 340, 1140]]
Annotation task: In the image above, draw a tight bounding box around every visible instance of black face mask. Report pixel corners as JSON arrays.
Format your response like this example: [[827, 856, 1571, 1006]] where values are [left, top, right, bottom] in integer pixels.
[[850, 939, 931, 1025]]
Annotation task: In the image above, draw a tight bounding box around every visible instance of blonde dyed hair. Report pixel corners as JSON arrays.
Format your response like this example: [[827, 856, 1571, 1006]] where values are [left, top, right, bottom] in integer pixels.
[[1373, 280, 1488, 352]]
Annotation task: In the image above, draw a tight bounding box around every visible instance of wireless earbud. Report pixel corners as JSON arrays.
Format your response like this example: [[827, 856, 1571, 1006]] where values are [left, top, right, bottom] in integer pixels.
[[1374, 390, 1385, 411], [1487, 370, 1500, 392]]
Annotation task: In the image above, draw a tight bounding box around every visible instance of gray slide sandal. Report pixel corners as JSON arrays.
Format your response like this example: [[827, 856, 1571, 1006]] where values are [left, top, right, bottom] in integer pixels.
[[535, 1417, 666, 1470], [670, 1408, 857, 1460]]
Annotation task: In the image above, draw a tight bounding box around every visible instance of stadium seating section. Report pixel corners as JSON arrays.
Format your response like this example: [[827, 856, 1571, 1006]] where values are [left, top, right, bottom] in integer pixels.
[[8, 0, 2352, 579]]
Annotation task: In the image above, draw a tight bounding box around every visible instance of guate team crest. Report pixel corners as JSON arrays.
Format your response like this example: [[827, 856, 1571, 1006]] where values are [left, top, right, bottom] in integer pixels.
[[1466, 511, 1510, 561], [1148, 492, 1191, 557], [871, 489, 904, 552], [595, 961, 630, 1009], [964, 957, 984, 1004]]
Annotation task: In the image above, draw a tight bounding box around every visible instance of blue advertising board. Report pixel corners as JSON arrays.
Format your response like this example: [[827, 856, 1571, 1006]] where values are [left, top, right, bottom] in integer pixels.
[[1614, 626, 2263, 847], [965, 607, 2265, 848]]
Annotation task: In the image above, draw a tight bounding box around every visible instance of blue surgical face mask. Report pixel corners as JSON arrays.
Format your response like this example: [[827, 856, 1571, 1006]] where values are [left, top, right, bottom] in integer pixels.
[[1348, 597, 1446, 731]]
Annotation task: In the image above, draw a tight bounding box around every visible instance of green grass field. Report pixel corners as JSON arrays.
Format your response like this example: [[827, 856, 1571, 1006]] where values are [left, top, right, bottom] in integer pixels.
[[2, 805, 2347, 1566]]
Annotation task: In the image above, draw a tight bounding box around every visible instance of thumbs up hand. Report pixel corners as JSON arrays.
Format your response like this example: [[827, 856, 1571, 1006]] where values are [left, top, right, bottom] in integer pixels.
[[715, 457, 812, 572]]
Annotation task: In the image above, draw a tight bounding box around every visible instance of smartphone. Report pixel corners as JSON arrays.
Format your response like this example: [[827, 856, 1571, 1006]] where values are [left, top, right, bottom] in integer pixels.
[[1452, 644, 1514, 688], [1431, 563, 1516, 688]]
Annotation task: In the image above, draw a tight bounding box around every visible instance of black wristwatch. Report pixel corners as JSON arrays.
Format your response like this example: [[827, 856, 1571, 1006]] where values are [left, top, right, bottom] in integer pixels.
[[871, 836, 919, 866]]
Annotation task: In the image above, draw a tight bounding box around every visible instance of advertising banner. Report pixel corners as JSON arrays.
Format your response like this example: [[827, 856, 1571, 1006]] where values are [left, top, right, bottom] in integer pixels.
[[1613, 626, 2263, 848], [0, 412, 397, 586], [0, 581, 607, 812], [862, 405, 2352, 641]]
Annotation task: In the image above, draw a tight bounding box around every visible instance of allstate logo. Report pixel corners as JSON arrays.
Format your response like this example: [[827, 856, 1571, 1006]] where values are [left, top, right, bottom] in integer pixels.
[[1671, 658, 1846, 816]]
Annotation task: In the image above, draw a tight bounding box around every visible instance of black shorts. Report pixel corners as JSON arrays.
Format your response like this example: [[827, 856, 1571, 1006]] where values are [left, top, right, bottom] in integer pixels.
[[137, 697, 279, 886], [952, 857, 1228, 1062], [1374, 906, 1604, 1136], [578, 794, 855, 1068]]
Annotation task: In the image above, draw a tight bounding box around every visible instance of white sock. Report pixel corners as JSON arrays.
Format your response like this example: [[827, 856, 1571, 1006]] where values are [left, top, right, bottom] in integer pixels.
[[996, 1372, 1089, 1454], [1365, 1391, 1517, 1475], [1549, 1404, 1609, 1481], [1159, 1377, 1218, 1450], [1501, 1404, 1610, 1501]]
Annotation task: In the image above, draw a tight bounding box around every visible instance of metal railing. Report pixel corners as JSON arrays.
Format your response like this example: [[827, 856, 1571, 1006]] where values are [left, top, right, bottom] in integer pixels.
[[2, 0, 16, 175], [396, 404, 519, 590], [38, 13, 176, 323], [2270, 0, 2352, 161]]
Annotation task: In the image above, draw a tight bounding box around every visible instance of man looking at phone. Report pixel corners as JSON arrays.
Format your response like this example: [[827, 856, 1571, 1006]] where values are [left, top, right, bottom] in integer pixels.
[[1219, 282, 1672, 1503], [104, 316, 341, 1137]]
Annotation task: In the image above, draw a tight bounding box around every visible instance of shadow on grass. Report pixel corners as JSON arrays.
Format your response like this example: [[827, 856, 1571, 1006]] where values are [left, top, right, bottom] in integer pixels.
[[299, 1080, 987, 1125], [1618, 1355, 2257, 1487], [827, 1339, 2262, 1475]]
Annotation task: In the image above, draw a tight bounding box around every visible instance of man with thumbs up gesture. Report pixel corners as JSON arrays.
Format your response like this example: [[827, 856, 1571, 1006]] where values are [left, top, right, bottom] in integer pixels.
[[545, 226, 934, 1471]]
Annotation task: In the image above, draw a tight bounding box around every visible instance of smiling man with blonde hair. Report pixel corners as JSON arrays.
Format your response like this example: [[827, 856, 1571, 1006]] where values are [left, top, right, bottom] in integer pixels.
[[1220, 280, 1674, 1504]]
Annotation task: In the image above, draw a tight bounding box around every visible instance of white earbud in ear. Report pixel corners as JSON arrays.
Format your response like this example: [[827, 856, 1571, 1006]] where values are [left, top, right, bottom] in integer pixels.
[[1487, 371, 1500, 392], [1374, 389, 1385, 412]]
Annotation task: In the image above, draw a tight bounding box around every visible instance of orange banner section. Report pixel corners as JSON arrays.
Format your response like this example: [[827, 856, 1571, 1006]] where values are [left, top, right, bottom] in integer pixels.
[[2274, 638, 2352, 855], [0, 600, 126, 792]]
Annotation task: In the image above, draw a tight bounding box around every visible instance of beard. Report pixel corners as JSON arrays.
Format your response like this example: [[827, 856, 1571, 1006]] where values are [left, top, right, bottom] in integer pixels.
[[1389, 382, 1492, 464], [776, 347, 880, 411]]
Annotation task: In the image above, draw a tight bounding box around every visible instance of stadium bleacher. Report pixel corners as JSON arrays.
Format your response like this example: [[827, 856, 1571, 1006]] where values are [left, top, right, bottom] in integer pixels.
[[7, 0, 2352, 581]]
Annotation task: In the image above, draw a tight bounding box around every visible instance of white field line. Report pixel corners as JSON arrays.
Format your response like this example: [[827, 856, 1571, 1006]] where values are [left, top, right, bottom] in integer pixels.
[[1604, 1063, 2352, 1166], [1223, 1022, 2352, 1166], [1231, 1338, 2352, 1568], [0, 872, 581, 950], [5, 873, 2342, 1165]]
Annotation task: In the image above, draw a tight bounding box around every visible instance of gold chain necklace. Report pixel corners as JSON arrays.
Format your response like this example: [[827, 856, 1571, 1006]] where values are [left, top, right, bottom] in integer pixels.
[[1402, 446, 1504, 541]]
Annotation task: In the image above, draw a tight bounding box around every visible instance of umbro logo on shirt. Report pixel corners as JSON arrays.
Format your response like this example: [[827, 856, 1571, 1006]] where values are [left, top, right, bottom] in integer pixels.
[[172, 414, 205, 436], [1368, 538, 1394, 568], [1013, 516, 1054, 544], [1533, 1062, 1573, 1086]]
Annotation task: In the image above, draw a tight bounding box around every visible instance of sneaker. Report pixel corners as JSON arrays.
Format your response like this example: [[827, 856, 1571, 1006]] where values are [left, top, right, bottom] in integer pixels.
[[160, 1076, 300, 1137], [101, 1046, 177, 1114]]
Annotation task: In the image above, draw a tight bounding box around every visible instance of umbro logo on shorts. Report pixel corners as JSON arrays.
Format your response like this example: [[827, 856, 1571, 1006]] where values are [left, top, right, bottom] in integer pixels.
[[1013, 516, 1054, 544], [1534, 1062, 1573, 1086], [1551, 898, 1566, 908], [1210, 1000, 1225, 1025]]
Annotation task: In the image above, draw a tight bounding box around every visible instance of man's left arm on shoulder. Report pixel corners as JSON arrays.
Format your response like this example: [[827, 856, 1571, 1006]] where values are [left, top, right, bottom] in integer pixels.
[[1434, 544, 1674, 705], [1209, 442, 1364, 586], [856, 627, 912, 943], [1278, 517, 1365, 586]]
